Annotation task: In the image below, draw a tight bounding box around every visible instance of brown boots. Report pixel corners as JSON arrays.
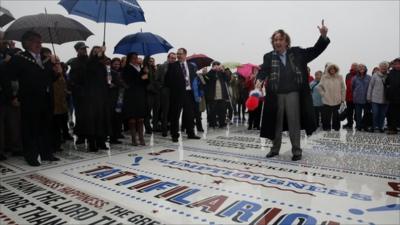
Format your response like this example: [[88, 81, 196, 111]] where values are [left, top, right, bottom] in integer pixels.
[[129, 118, 145, 146], [129, 119, 137, 146], [137, 119, 145, 145]]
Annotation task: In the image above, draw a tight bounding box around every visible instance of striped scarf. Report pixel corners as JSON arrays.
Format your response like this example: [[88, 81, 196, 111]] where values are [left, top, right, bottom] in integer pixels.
[[269, 51, 303, 92]]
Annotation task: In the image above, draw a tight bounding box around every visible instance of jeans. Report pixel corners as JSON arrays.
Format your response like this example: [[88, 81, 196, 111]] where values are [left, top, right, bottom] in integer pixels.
[[322, 104, 340, 130], [371, 103, 388, 130], [354, 103, 371, 129]]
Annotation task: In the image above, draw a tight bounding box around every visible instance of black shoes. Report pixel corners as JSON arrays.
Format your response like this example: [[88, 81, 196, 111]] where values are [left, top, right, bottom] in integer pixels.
[[0, 154, 7, 161], [97, 143, 109, 150], [266, 151, 301, 161], [42, 155, 60, 161], [292, 155, 302, 161], [110, 139, 122, 144], [63, 135, 74, 141], [266, 151, 279, 158], [26, 158, 40, 166], [342, 124, 353, 129], [187, 135, 201, 139]]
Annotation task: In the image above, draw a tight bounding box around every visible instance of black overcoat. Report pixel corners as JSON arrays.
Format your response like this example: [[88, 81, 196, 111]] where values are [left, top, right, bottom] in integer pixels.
[[70, 56, 111, 137], [122, 64, 148, 119], [257, 36, 330, 140]]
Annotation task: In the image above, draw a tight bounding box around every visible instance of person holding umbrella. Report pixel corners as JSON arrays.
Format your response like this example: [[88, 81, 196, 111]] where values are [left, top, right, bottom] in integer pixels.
[[6, 31, 61, 166], [122, 52, 149, 146], [67, 41, 90, 145], [70, 45, 111, 152]]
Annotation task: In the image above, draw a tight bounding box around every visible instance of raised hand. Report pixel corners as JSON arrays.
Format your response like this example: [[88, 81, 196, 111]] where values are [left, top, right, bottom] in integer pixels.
[[318, 19, 328, 38]]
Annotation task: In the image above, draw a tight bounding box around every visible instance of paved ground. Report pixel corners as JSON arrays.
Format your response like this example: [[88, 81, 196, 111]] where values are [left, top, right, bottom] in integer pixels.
[[1, 123, 399, 225]]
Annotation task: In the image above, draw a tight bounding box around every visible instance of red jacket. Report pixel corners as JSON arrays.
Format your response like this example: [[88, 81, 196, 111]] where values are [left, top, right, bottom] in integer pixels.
[[345, 69, 357, 102], [308, 74, 314, 83]]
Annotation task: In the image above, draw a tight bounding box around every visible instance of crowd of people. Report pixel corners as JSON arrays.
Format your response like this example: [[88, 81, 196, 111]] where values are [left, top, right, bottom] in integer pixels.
[[311, 60, 400, 134], [0, 28, 399, 166]]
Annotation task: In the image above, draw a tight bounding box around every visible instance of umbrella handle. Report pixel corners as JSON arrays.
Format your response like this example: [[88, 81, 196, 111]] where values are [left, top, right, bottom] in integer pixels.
[[45, 8, 56, 55], [102, 0, 107, 46]]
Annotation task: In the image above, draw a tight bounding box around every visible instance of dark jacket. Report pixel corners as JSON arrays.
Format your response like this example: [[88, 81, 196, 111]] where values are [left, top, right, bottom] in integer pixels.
[[108, 69, 124, 110], [164, 61, 197, 102], [257, 36, 330, 140], [7, 51, 55, 113], [70, 56, 111, 137], [351, 74, 371, 104], [204, 69, 229, 102], [385, 69, 400, 104], [0, 63, 11, 106], [122, 64, 148, 119]]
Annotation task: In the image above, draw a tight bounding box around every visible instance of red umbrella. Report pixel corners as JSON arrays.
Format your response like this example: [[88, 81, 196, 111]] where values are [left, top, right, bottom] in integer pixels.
[[187, 54, 213, 70], [236, 63, 260, 78]]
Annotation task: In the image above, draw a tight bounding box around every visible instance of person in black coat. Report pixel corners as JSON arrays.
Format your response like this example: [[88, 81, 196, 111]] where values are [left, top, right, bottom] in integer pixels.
[[165, 48, 201, 142], [204, 61, 230, 128], [6, 31, 61, 166], [256, 20, 330, 161], [385, 57, 400, 134], [70, 46, 111, 152], [108, 57, 124, 144], [122, 52, 149, 146], [67, 41, 90, 145]]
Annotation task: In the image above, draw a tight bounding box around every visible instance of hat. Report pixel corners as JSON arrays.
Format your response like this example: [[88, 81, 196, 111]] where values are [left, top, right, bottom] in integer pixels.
[[211, 61, 221, 66], [74, 42, 88, 50], [391, 57, 400, 64]]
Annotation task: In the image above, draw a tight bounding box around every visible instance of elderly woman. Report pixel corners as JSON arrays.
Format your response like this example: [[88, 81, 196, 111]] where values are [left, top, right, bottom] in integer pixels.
[[367, 61, 389, 132], [352, 64, 372, 131], [318, 64, 345, 131]]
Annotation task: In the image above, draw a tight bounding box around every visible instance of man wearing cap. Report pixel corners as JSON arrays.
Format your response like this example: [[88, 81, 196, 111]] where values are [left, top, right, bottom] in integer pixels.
[[67, 41, 89, 144]]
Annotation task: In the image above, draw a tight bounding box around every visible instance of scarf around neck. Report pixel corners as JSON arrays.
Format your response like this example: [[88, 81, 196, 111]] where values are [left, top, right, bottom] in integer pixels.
[[269, 51, 303, 93]]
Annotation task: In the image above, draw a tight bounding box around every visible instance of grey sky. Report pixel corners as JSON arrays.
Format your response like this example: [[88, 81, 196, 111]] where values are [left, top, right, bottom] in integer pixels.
[[1, 0, 399, 73]]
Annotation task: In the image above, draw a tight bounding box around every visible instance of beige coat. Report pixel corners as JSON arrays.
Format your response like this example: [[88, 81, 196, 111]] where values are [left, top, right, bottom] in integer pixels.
[[317, 64, 346, 106]]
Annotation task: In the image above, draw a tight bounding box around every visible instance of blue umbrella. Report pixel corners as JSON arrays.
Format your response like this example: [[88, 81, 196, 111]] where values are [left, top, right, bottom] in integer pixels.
[[114, 32, 173, 56], [59, 0, 145, 45]]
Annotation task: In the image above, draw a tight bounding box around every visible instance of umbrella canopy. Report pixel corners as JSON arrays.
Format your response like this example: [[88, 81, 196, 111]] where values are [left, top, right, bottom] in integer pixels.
[[114, 32, 173, 56], [0, 6, 14, 28], [222, 61, 241, 69], [187, 54, 213, 70], [236, 63, 260, 78], [4, 13, 93, 44], [59, 0, 145, 24], [59, 0, 145, 44]]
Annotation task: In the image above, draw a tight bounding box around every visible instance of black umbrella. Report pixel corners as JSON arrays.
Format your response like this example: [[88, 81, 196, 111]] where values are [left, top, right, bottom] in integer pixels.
[[187, 54, 214, 70], [4, 13, 93, 53], [0, 6, 14, 28]]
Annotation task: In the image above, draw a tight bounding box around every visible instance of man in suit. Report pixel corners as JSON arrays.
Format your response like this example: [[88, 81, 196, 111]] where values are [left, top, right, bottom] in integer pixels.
[[256, 20, 330, 161], [7, 31, 61, 166], [156, 52, 177, 137], [165, 48, 201, 142]]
